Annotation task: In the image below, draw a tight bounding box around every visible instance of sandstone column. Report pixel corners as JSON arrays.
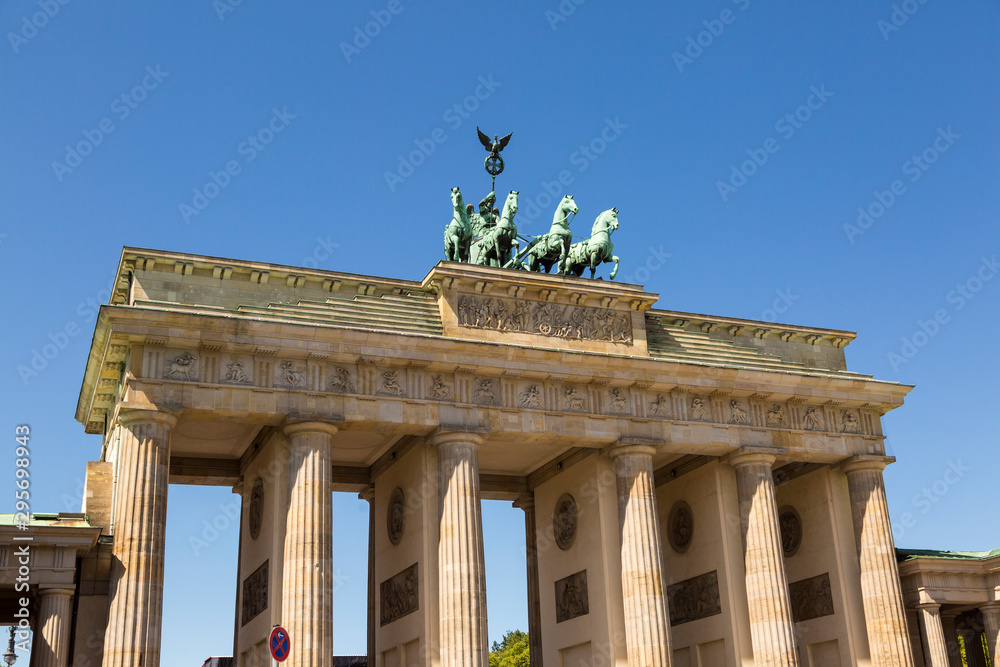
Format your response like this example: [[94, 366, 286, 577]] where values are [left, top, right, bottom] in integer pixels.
[[981, 605, 1000, 664], [102, 409, 176, 667], [514, 493, 543, 667], [729, 449, 799, 667], [941, 613, 963, 667], [611, 444, 672, 667], [360, 485, 377, 667], [33, 587, 75, 667], [842, 456, 915, 667], [435, 431, 488, 667], [282, 421, 338, 667], [916, 603, 949, 667]]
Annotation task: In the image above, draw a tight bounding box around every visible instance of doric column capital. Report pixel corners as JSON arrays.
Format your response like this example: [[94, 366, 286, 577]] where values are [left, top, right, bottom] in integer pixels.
[[915, 602, 942, 611], [37, 587, 75, 598], [431, 428, 486, 448], [841, 454, 896, 475], [609, 443, 657, 459], [283, 419, 340, 439], [727, 447, 779, 469], [117, 408, 178, 430]]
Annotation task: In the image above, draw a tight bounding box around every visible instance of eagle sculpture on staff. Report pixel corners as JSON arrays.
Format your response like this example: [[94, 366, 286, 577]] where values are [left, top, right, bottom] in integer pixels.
[[477, 127, 513, 189]]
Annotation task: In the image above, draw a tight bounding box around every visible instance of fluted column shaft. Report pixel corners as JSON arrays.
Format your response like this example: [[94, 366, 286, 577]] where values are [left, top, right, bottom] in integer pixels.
[[514, 494, 543, 667], [436, 432, 488, 667], [282, 421, 337, 667], [981, 605, 1000, 664], [917, 604, 949, 667], [611, 444, 672, 667], [730, 450, 799, 667], [941, 614, 963, 667], [34, 588, 75, 667], [843, 457, 916, 667], [102, 410, 176, 667]]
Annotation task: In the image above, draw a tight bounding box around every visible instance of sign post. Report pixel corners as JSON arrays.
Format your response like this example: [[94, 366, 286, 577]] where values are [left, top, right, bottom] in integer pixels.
[[269, 625, 290, 665]]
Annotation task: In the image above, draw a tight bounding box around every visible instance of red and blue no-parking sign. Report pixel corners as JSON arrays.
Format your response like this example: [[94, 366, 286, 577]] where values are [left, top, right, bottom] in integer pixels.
[[269, 626, 291, 662]]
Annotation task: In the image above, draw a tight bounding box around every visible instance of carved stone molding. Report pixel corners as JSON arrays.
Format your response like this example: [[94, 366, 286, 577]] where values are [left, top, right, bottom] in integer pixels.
[[456, 294, 632, 343]]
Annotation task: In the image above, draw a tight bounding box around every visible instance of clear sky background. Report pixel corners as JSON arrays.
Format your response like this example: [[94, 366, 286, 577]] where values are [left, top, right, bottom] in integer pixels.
[[2, 1, 998, 664]]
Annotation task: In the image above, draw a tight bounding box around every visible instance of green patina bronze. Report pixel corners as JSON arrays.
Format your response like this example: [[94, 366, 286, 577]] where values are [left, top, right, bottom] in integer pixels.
[[441, 129, 625, 279], [564, 208, 620, 280]]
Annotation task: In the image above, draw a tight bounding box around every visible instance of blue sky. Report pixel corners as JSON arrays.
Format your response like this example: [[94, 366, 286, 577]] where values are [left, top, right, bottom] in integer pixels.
[[2, 1, 998, 663]]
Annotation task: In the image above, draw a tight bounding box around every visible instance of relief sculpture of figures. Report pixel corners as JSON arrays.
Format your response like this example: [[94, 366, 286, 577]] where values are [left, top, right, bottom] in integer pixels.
[[329, 367, 355, 393], [729, 400, 750, 424], [841, 410, 861, 434], [428, 375, 451, 399], [277, 361, 303, 387], [564, 208, 620, 279], [766, 404, 786, 427], [380, 371, 404, 396], [225, 360, 249, 383], [690, 397, 710, 421], [519, 385, 542, 408], [165, 352, 197, 380], [648, 394, 669, 417], [803, 406, 821, 430], [564, 387, 587, 411]]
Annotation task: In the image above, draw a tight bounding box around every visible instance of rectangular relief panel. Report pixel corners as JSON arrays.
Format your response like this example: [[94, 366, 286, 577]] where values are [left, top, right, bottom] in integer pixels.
[[806, 639, 841, 667], [554, 569, 590, 623], [241, 560, 268, 626], [667, 570, 722, 627], [381, 562, 419, 626], [789, 572, 834, 623]]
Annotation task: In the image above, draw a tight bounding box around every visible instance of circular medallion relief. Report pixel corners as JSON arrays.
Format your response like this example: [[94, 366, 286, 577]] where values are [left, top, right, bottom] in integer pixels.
[[778, 506, 802, 557], [249, 478, 264, 541], [387, 487, 405, 545], [553, 494, 578, 551], [668, 501, 694, 553]]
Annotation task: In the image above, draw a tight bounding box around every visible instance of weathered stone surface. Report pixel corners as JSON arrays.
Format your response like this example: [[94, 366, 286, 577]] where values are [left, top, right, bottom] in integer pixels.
[[612, 444, 672, 667], [731, 449, 800, 667], [843, 456, 915, 667]]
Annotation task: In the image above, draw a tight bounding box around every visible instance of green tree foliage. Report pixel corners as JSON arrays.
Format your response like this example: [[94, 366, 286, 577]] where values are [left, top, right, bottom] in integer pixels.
[[489, 630, 530, 667]]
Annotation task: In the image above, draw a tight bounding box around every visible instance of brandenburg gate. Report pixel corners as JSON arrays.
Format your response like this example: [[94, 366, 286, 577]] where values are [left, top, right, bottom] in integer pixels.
[[72, 246, 921, 666]]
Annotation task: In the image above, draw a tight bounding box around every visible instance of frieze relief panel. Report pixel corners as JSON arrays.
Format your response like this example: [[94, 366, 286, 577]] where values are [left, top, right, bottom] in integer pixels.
[[456, 294, 633, 343], [241, 560, 268, 626], [380, 563, 419, 626], [554, 570, 589, 623], [667, 570, 722, 627], [138, 351, 874, 438], [789, 573, 834, 622]]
